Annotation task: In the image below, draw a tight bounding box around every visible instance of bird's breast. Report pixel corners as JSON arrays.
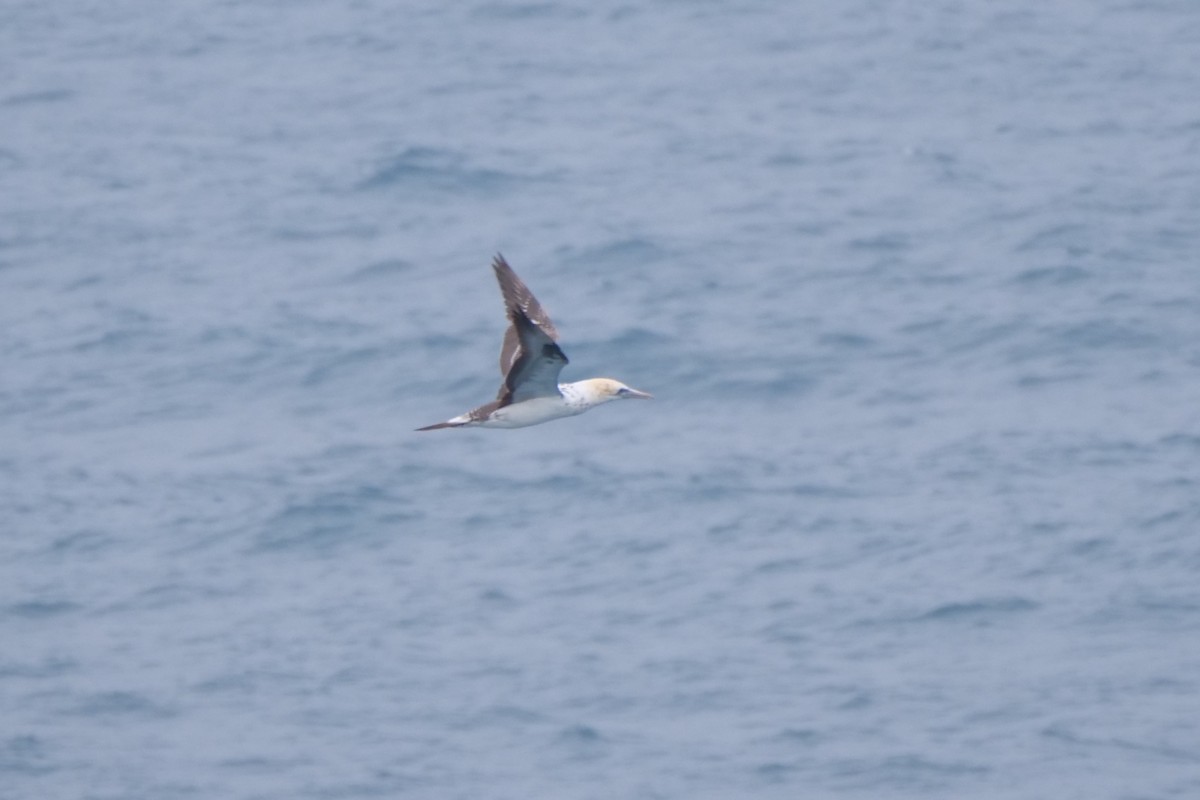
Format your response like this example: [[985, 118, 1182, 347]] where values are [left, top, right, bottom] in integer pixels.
[[480, 395, 583, 428]]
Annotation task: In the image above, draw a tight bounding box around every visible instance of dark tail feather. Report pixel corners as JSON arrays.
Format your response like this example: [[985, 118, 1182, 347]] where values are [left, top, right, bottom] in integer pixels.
[[415, 421, 462, 431]]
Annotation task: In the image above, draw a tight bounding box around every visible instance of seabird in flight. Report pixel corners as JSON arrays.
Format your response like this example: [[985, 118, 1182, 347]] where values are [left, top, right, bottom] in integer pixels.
[[417, 255, 652, 430]]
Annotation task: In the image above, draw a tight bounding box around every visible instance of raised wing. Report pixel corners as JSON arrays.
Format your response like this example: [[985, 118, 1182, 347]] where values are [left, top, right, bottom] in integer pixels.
[[493, 254, 559, 376], [497, 306, 568, 405]]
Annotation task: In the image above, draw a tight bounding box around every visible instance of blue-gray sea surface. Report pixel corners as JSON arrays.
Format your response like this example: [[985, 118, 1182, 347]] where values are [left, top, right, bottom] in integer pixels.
[[3, 1, 1200, 798]]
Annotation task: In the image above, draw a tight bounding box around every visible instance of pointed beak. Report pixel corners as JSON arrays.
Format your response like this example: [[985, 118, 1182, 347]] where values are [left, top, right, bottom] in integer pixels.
[[625, 388, 653, 400]]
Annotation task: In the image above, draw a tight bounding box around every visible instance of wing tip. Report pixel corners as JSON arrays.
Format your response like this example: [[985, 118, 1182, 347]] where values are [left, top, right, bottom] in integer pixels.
[[492, 253, 520, 307]]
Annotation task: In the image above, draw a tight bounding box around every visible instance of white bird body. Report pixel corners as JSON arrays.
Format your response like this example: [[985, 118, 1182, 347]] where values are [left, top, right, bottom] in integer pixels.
[[441, 379, 642, 429], [417, 257, 652, 431]]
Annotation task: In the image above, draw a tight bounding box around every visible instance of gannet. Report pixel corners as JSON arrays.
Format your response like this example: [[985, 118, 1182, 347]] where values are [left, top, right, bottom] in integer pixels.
[[417, 255, 652, 430]]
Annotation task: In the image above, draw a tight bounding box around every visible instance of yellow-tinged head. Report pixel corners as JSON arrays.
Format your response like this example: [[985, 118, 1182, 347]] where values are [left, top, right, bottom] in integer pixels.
[[574, 378, 653, 404]]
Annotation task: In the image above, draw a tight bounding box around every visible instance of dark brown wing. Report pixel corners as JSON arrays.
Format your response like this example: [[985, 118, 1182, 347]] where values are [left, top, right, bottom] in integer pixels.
[[495, 306, 568, 406], [493, 254, 559, 376]]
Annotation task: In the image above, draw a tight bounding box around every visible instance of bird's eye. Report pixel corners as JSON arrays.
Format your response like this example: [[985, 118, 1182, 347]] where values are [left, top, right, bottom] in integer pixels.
[[616, 387, 630, 396]]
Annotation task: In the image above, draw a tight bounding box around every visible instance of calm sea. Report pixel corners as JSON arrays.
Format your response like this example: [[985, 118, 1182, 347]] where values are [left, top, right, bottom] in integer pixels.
[[3, 1, 1199, 798]]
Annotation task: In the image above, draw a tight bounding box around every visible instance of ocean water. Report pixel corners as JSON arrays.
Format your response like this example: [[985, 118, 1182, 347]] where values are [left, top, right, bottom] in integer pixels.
[[3, 1, 1200, 798]]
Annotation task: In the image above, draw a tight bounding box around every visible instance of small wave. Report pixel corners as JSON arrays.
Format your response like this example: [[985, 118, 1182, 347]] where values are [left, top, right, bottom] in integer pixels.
[[358, 146, 531, 194], [558, 237, 672, 268], [1042, 724, 1200, 763], [253, 485, 419, 553], [913, 596, 1039, 623], [756, 761, 798, 782], [1012, 265, 1090, 285], [848, 232, 910, 252], [472, 2, 584, 21], [2, 89, 74, 106], [817, 331, 877, 349], [0, 657, 76, 679], [344, 259, 414, 283], [218, 755, 306, 774], [558, 723, 604, 744], [1055, 319, 1158, 350], [0, 735, 54, 777], [4, 600, 80, 619], [73, 691, 173, 719], [773, 727, 822, 744], [302, 346, 386, 386], [1015, 222, 1091, 253], [49, 530, 113, 554]]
